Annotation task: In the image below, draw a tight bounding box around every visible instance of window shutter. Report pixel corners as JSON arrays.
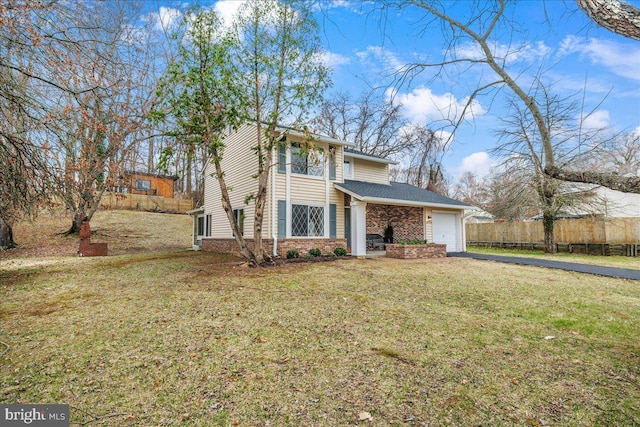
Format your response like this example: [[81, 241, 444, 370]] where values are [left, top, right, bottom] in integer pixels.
[[329, 147, 336, 180], [278, 200, 286, 238], [278, 145, 286, 173], [329, 204, 337, 238]]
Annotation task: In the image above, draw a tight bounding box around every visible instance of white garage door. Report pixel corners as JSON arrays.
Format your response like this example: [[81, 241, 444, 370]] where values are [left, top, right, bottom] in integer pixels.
[[432, 212, 459, 252]]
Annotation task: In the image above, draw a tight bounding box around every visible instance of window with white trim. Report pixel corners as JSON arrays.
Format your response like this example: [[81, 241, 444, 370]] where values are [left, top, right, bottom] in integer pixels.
[[291, 146, 324, 177], [233, 208, 244, 236], [291, 204, 324, 237], [205, 214, 212, 237], [343, 159, 353, 179], [196, 214, 205, 240]]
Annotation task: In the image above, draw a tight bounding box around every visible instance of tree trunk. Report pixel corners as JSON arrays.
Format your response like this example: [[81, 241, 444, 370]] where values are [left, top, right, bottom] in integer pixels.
[[148, 138, 154, 173], [67, 182, 96, 235], [0, 217, 16, 249], [252, 148, 273, 265], [186, 153, 193, 196], [211, 146, 257, 266], [69, 208, 87, 235], [542, 212, 557, 254], [577, 0, 640, 40]]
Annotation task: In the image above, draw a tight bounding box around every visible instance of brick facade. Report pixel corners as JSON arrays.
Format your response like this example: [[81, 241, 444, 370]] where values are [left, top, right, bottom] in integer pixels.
[[202, 238, 348, 258], [366, 204, 424, 242], [78, 221, 108, 257], [385, 243, 446, 259]]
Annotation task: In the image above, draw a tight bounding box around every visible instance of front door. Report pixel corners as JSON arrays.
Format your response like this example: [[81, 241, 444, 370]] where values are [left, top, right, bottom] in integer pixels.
[[344, 207, 351, 249]]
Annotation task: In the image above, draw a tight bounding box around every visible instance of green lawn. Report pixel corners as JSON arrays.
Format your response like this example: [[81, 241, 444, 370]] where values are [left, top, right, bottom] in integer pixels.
[[2, 249, 639, 426], [468, 246, 640, 270]]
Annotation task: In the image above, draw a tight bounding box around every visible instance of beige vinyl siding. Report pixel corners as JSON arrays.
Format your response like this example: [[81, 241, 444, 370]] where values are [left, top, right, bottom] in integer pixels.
[[334, 145, 344, 183], [205, 124, 263, 239], [289, 175, 326, 203], [330, 188, 345, 239], [424, 208, 433, 242], [352, 158, 389, 184], [204, 126, 350, 240]]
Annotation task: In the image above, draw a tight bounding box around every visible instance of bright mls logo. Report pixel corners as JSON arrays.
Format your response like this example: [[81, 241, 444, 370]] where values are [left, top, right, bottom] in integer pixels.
[[1, 404, 69, 426]]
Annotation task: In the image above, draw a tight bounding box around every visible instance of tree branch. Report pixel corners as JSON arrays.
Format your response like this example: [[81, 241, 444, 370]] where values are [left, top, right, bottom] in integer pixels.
[[545, 166, 640, 193], [577, 0, 640, 40]]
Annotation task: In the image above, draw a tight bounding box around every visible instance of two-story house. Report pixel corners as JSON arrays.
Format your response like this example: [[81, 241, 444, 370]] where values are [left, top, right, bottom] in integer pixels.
[[189, 123, 471, 257]]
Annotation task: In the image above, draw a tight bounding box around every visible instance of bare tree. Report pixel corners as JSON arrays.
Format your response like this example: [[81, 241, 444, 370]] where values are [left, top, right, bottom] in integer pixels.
[[315, 91, 411, 158], [577, 0, 640, 40], [485, 169, 538, 221], [391, 125, 449, 194], [603, 131, 640, 175], [492, 89, 600, 252], [385, 0, 640, 194], [453, 171, 490, 208], [0, 0, 93, 245], [47, 1, 162, 234]]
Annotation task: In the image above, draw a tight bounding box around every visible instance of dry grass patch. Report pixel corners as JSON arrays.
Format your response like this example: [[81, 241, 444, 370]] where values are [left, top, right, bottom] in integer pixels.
[[0, 209, 191, 261], [2, 251, 639, 426]]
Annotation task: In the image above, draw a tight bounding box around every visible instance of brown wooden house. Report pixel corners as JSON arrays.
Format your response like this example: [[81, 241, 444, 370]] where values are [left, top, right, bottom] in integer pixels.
[[116, 171, 175, 198]]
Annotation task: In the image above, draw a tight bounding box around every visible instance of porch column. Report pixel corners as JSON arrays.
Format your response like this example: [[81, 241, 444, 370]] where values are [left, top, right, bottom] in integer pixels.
[[350, 200, 367, 257]]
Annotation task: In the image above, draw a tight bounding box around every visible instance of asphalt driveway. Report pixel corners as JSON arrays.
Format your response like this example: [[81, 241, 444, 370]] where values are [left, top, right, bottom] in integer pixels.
[[449, 252, 640, 280]]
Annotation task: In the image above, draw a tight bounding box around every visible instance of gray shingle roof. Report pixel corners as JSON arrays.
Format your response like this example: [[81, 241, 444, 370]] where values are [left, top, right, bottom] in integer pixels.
[[335, 180, 472, 208]]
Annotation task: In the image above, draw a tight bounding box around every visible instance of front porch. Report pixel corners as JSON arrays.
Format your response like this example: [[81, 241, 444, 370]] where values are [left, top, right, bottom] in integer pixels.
[[348, 199, 429, 257]]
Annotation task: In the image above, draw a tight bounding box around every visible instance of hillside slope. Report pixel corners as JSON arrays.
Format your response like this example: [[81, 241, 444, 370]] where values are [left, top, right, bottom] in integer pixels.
[[0, 210, 192, 260]]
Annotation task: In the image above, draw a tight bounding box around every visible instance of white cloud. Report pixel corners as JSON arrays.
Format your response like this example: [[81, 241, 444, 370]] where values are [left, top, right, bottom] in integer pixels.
[[581, 109, 610, 130], [389, 85, 487, 125], [214, 0, 246, 28], [557, 35, 640, 81], [355, 45, 404, 72], [455, 40, 551, 64], [148, 6, 182, 33], [321, 51, 351, 69], [452, 151, 494, 180]]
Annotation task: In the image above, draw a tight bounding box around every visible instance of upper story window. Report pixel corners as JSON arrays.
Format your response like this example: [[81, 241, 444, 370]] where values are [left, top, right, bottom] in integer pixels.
[[291, 146, 324, 177], [343, 159, 353, 180]]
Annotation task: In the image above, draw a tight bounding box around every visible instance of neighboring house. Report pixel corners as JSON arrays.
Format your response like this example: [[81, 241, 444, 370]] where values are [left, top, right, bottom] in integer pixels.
[[465, 208, 494, 224], [532, 185, 640, 220], [191, 123, 472, 256], [113, 171, 175, 198], [585, 186, 640, 218]]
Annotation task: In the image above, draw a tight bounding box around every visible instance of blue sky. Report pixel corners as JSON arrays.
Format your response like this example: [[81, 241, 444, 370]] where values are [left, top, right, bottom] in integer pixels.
[[148, 0, 640, 183]]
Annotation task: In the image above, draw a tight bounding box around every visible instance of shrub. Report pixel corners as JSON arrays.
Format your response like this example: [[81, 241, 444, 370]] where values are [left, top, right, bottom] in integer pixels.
[[333, 247, 348, 256], [399, 240, 431, 245], [308, 248, 322, 257], [286, 249, 299, 259]]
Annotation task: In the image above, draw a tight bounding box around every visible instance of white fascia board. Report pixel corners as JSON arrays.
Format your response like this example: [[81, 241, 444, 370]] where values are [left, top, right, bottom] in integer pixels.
[[343, 152, 398, 165], [334, 185, 467, 211], [186, 206, 205, 216], [275, 127, 355, 147], [360, 196, 467, 210]]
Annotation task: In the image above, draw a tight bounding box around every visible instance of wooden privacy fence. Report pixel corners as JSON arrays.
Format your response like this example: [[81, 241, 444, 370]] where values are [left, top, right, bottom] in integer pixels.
[[466, 217, 640, 256], [99, 192, 193, 214]]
